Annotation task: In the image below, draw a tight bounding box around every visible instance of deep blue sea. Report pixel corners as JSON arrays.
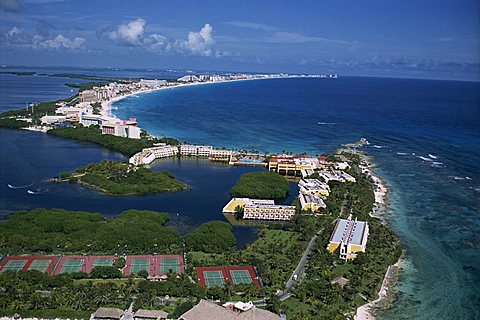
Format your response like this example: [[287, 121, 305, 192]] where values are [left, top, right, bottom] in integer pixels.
[[1, 71, 479, 319]]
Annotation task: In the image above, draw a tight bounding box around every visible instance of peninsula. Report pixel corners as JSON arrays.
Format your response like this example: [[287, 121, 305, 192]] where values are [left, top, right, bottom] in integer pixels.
[[0, 72, 400, 320]]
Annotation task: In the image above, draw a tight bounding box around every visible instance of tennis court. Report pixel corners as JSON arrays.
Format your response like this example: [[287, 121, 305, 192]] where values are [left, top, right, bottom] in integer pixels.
[[93, 258, 113, 267], [60, 259, 84, 273], [0, 259, 27, 272], [28, 259, 51, 272], [203, 270, 225, 287], [161, 257, 179, 273], [130, 258, 150, 273], [230, 269, 253, 285]]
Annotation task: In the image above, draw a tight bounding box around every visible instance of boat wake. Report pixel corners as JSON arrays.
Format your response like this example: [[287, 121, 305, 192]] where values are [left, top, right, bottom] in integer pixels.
[[8, 183, 33, 189], [26, 187, 49, 195]]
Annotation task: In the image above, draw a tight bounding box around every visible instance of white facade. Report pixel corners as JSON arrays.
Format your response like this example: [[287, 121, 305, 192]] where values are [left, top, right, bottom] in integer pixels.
[[40, 115, 67, 124], [197, 146, 213, 157], [80, 114, 105, 127], [243, 203, 296, 221], [147, 145, 179, 158], [209, 149, 232, 159], [177, 75, 200, 82], [179, 144, 197, 156], [299, 193, 326, 212], [299, 179, 330, 196]]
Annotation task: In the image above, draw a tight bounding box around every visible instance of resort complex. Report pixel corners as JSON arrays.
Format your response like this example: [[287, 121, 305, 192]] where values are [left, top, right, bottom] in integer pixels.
[[327, 214, 370, 260]]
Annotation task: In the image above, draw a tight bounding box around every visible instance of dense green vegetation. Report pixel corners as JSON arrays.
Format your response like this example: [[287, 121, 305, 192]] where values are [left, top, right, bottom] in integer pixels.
[[0, 209, 179, 255], [243, 229, 306, 291], [276, 152, 401, 319], [0, 118, 29, 129], [48, 126, 179, 156], [184, 221, 236, 254], [0, 209, 237, 256], [230, 171, 290, 199], [0, 100, 67, 125], [68, 160, 187, 195], [0, 270, 203, 319]]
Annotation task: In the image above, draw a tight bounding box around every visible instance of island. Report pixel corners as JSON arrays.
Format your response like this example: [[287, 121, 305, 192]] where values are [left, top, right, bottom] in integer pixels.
[[59, 160, 188, 195], [229, 171, 290, 199]]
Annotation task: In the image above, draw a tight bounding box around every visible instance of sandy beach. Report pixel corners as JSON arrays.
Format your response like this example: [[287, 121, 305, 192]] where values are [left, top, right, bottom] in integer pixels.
[[354, 154, 401, 320]]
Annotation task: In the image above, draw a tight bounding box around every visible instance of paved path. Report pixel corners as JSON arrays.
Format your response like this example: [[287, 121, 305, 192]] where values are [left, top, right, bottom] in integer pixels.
[[277, 228, 323, 301]]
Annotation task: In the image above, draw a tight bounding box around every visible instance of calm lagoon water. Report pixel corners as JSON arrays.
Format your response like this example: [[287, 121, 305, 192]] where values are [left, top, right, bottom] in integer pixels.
[[1, 72, 479, 319]]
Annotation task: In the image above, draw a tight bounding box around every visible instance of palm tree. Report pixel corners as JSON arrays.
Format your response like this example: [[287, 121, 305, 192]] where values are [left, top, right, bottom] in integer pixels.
[[10, 300, 24, 311]]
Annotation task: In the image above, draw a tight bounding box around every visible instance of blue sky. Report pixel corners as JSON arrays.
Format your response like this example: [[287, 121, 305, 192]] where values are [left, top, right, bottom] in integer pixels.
[[0, 0, 479, 80]]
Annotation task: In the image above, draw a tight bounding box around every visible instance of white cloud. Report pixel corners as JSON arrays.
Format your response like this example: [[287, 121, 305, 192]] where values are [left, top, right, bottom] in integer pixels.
[[176, 23, 215, 56], [224, 21, 277, 31], [3, 27, 86, 50], [109, 18, 146, 46], [175, 23, 215, 56], [106, 20, 219, 57], [267, 32, 350, 44], [35, 34, 86, 49]]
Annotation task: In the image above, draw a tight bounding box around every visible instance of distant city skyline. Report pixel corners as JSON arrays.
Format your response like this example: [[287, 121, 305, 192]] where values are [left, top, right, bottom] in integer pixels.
[[0, 0, 479, 80]]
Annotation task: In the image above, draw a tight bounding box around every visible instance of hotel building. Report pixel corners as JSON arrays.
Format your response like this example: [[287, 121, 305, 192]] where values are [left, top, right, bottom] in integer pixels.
[[327, 214, 369, 260], [243, 202, 296, 221], [298, 179, 330, 197], [299, 193, 326, 212]]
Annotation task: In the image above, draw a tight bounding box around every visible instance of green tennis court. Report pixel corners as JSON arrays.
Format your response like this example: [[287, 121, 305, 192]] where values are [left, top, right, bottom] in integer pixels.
[[230, 269, 253, 284], [93, 258, 113, 267], [131, 258, 150, 273], [161, 257, 179, 273], [1, 260, 27, 273], [203, 270, 225, 287], [28, 259, 51, 272], [60, 259, 84, 273]]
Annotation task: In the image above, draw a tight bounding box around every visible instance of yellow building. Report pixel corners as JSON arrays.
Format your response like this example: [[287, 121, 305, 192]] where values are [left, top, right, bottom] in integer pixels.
[[327, 215, 369, 260]]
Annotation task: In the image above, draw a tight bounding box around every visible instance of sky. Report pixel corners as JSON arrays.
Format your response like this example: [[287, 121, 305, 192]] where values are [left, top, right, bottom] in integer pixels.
[[0, 0, 479, 80]]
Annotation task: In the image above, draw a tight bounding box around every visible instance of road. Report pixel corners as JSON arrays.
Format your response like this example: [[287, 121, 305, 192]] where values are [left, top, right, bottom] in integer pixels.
[[277, 228, 323, 301]]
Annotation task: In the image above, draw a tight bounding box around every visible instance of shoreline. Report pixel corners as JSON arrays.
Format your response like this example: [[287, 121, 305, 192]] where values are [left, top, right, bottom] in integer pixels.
[[354, 150, 400, 320], [101, 76, 298, 119]]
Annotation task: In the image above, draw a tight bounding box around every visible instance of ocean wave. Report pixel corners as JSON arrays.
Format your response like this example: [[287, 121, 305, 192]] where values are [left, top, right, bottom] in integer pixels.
[[418, 156, 433, 162], [449, 176, 469, 181], [373, 145, 384, 149], [430, 162, 445, 168], [317, 122, 336, 125], [428, 154, 438, 159], [396, 152, 408, 155], [8, 183, 33, 189]]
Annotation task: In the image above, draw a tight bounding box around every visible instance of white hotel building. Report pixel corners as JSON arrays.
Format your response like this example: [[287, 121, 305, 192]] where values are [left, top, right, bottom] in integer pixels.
[[243, 201, 296, 221]]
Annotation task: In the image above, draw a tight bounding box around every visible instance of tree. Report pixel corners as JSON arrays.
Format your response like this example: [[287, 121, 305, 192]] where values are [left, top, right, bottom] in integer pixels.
[[113, 257, 126, 269], [234, 205, 244, 220], [169, 300, 194, 319], [137, 270, 149, 279]]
